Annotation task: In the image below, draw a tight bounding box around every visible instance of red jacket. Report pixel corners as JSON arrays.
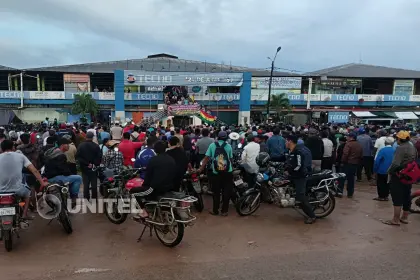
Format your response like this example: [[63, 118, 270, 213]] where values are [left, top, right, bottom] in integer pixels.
[[118, 140, 143, 166], [30, 132, 38, 145]]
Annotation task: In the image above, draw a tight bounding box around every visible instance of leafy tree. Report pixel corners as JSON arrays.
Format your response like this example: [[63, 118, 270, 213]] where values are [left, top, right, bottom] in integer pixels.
[[269, 93, 290, 121], [71, 93, 98, 121]]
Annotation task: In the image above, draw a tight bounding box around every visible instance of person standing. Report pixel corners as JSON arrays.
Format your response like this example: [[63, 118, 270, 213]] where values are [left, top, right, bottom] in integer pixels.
[[339, 132, 363, 198], [305, 128, 324, 172], [198, 131, 233, 216], [286, 135, 316, 224], [196, 128, 214, 164], [373, 137, 395, 201], [357, 128, 374, 182], [63, 135, 78, 175], [76, 132, 102, 201], [118, 132, 143, 167], [110, 121, 123, 140], [321, 131, 334, 170], [166, 137, 190, 191], [384, 131, 417, 226], [335, 137, 347, 173], [267, 128, 286, 161]]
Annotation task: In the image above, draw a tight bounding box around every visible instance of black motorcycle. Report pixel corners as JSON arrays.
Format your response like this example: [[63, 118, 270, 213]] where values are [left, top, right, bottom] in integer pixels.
[[181, 171, 204, 212]]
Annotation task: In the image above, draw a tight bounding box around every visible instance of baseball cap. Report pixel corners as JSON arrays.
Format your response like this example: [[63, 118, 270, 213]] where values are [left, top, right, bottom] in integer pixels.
[[396, 130, 410, 140], [385, 137, 395, 145], [86, 131, 95, 139], [218, 131, 228, 139]]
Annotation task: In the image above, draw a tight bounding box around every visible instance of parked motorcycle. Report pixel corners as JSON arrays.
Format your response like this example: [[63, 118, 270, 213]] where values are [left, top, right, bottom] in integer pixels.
[[105, 164, 198, 247], [182, 171, 204, 212], [236, 165, 344, 218], [39, 182, 73, 234], [409, 189, 420, 213], [0, 193, 29, 252]]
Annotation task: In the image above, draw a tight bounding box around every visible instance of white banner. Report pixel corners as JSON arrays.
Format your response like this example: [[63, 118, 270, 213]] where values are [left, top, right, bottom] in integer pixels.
[[251, 77, 302, 89], [358, 94, 383, 102], [98, 92, 115, 100], [29, 91, 65, 99]]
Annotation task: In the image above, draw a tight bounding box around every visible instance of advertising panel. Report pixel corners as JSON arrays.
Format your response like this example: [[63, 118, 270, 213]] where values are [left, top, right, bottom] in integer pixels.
[[328, 111, 349, 123], [251, 77, 302, 89], [393, 80, 414, 95], [124, 71, 244, 87]]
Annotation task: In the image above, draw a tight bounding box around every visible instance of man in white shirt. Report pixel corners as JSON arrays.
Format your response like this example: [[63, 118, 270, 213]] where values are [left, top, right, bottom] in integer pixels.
[[241, 134, 260, 174], [321, 131, 334, 170], [374, 130, 388, 159], [110, 121, 123, 140]]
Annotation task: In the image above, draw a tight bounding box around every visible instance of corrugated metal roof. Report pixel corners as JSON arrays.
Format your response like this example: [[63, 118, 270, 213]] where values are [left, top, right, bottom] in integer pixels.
[[24, 55, 293, 76], [0, 65, 16, 71], [307, 63, 420, 79]]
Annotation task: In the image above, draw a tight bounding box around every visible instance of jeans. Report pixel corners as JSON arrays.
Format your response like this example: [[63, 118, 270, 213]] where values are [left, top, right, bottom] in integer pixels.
[[210, 172, 233, 214], [376, 173, 389, 199], [293, 178, 315, 218], [338, 164, 358, 196], [357, 156, 373, 181], [48, 175, 82, 199], [82, 170, 98, 200]]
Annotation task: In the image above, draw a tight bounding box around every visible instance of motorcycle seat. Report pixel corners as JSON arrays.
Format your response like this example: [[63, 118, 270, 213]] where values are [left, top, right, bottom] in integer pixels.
[[306, 170, 333, 183], [155, 191, 186, 201]]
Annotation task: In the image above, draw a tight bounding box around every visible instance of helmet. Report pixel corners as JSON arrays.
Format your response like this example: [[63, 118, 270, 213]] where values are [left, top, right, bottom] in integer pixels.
[[256, 152, 270, 167]]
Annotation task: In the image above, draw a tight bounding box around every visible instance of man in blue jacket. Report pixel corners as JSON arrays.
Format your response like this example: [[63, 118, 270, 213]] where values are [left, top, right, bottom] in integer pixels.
[[134, 137, 157, 179], [373, 137, 395, 201], [267, 128, 286, 161]]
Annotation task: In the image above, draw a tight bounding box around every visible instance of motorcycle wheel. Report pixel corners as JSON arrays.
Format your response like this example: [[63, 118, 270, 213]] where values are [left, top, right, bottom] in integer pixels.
[[104, 193, 128, 224], [409, 194, 420, 213], [154, 211, 185, 248], [312, 192, 336, 219], [194, 193, 204, 213], [3, 229, 12, 252], [235, 192, 261, 216], [59, 208, 73, 234]]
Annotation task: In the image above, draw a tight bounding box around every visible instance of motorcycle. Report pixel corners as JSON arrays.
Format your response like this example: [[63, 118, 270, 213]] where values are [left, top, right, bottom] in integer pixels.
[[409, 189, 420, 213], [105, 164, 198, 248], [0, 193, 29, 252], [182, 171, 204, 212], [236, 165, 345, 218], [38, 182, 73, 234], [94, 164, 115, 197]]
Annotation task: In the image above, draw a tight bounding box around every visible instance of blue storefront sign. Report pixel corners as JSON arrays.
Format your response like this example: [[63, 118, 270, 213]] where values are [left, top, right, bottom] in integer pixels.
[[328, 111, 349, 123], [124, 71, 244, 87]]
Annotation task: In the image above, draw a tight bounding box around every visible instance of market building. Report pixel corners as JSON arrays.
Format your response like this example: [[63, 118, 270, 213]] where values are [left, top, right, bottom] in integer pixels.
[[1, 55, 420, 126]]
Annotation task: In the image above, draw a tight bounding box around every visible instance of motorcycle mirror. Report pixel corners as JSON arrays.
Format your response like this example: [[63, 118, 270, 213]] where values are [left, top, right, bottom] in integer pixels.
[[238, 143, 242, 149], [36, 135, 40, 139]]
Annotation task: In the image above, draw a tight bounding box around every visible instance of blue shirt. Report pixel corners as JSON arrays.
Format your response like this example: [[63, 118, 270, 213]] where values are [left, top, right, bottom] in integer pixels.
[[267, 135, 286, 158], [373, 146, 395, 174], [357, 134, 373, 157], [135, 147, 156, 179]]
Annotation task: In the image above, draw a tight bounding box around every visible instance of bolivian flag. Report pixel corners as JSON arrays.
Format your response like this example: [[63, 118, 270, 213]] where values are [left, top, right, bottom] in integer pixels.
[[198, 110, 216, 123]]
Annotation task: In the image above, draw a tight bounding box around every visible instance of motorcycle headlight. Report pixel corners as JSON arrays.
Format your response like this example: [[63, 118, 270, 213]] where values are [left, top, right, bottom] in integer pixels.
[[256, 173, 264, 183]]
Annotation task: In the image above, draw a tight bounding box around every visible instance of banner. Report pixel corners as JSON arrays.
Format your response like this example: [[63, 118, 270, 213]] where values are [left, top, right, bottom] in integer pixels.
[[29, 91, 65, 99], [328, 112, 349, 123], [320, 78, 362, 88], [393, 80, 414, 95], [251, 77, 302, 89], [167, 104, 200, 116], [124, 71, 244, 87]]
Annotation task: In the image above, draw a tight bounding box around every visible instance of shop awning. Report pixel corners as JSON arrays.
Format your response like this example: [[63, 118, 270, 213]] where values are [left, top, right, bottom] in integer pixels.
[[352, 111, 376, 117], [414, 112, 420, 116], [372, 112, 397, 118], [394, 112, 418, 120]]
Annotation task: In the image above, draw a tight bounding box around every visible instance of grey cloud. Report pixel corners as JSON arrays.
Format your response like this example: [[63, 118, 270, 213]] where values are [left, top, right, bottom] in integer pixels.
[[1, 0, 420, 72]]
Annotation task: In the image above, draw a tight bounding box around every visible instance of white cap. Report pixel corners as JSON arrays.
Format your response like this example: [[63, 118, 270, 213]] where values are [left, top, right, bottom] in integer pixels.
[[115, 120, 119, 124]]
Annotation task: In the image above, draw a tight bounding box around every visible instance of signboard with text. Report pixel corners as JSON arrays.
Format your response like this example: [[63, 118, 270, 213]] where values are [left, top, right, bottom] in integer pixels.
[[167, 104, 201, 116], [393, 80, 414, 95], [328, 111, 349, 123], [251, 77, 302, 89], [124, 71, 244, 87]]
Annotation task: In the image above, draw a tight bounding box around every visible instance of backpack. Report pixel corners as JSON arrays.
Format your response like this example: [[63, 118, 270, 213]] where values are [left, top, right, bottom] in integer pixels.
[[397, 160, 420, 184], [298, 145, 312, 175], [212, 142, 231, 173]]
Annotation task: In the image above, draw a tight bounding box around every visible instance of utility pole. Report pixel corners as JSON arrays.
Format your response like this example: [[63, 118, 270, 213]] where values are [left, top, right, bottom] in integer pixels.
[[266, 46, 282, 121]]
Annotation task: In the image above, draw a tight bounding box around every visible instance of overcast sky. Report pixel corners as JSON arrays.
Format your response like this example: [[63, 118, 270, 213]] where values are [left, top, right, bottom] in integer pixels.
[[1, 0, 419, 72]]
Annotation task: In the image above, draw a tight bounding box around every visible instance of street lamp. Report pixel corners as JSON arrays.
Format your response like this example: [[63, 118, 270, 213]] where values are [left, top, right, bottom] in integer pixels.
[[266, 46, 282, 120]]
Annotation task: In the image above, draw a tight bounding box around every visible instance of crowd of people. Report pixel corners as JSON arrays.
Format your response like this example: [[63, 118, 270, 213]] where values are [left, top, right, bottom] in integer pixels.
[[0, 117, 418, 225]]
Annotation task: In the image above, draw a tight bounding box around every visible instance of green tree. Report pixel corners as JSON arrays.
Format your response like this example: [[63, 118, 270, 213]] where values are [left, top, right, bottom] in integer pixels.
[[269, 93, 290, 121], [71, 93, 99, 121]]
